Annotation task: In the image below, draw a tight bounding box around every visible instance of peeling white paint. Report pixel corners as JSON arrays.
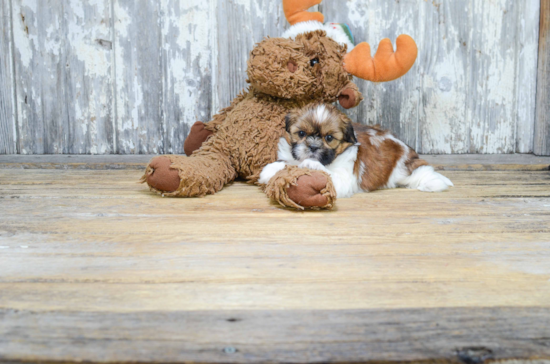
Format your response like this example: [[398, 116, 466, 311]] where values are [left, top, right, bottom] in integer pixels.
[[113, 2, 131, 38], [157, 0, 215, 153], [12, 7, 35, 68], [1, 0, 17, 154]]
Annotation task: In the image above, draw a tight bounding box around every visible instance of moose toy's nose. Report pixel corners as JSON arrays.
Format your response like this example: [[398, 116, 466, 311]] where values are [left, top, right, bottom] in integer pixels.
[[287, 61, 297, 73]]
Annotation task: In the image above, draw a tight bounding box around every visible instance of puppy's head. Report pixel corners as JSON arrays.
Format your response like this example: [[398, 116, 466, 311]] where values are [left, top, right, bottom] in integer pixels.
[[285, 103, 357, 165]]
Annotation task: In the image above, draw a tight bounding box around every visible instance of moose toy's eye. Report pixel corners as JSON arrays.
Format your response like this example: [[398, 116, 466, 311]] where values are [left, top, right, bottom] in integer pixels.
[[309, 57, 320, 67], [298, 131, 306, 138], [325, 135, 334, 142]]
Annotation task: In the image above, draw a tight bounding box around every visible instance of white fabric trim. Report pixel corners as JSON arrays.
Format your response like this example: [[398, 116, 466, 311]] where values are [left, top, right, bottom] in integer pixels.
[[282, 21, 354, 50]]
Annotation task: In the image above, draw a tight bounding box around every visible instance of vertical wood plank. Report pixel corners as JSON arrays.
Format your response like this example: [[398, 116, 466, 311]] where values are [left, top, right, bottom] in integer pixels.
[[214, 0, 288, 110], [468, 0, 518, 153], [113, 1, 163, 154], [12, 0, 114, 154], [12, 0, 60, 153], [159, 0, 214, 154], [0, 0, 17, 154], [64, 0, 114, 154], [535, 0, 550, 155], [515, 0, 540, 153], [322, 0, 420, 149], [417, 0, 470, 154]]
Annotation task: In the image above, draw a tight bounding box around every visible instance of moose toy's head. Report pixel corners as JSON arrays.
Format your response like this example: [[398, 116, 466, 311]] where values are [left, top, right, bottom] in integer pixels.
[[246, 0, 418, 109]]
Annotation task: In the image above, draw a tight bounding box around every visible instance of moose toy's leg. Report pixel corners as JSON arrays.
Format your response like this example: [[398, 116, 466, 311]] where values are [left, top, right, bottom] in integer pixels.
[[183, 121, 213, 156], [264, 166, 336, 210], [142, 153, 236, 197]]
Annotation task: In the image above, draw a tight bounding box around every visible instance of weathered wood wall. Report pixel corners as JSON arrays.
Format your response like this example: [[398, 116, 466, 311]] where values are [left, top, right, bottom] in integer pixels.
[[0, 0, 544, 155]]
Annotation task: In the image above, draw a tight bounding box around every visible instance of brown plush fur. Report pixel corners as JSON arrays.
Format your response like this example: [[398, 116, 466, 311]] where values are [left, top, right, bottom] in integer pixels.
[[143, 30, 364, 209], [247, 32, 356, 104]]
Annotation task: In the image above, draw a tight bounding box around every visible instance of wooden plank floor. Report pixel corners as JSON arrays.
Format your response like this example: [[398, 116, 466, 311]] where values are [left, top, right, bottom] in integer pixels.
[[1, 157, 550, 363]]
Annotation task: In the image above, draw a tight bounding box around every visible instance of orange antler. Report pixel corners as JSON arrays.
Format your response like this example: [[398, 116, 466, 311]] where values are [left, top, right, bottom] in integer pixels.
[[283, 0, 324, 25], [343, 35, 418, 82]]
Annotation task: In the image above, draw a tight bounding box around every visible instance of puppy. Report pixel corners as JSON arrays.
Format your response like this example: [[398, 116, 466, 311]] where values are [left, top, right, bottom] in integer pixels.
[[259, 103, 453, 198]]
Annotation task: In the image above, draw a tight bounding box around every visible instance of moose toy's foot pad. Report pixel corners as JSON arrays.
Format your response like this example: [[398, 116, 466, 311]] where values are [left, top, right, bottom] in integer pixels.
[[264, 165, 336, 210], [287, 173, 333, 208], [141, 156, 181, 193]]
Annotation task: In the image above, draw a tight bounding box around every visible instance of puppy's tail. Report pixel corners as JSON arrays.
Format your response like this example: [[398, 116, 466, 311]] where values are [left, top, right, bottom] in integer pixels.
[[401, 165, 453, 192]]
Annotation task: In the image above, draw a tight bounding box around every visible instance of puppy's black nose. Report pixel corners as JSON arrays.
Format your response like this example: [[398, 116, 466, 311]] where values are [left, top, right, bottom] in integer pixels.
[[309, 146, 319, 152]]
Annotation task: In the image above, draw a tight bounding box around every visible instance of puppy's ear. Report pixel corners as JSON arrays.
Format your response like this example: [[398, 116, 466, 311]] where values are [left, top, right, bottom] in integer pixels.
[[341, 114, 357, 144], [285, 113, 292, 133], [285, 109, 300, 133]]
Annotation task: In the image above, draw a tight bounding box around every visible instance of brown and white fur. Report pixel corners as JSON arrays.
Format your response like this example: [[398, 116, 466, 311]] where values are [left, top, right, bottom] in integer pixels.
[[259, 103, 453, 198]]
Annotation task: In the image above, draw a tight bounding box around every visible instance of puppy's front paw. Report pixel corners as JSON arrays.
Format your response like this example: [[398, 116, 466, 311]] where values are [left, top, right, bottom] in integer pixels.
[[299, 159, 325, 171], [258, 161, 286, 185]]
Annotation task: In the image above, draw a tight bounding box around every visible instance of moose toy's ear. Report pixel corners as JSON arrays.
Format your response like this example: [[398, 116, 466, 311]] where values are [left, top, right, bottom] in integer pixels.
[[283, 0, 324, 25], [338, 82, 364, 109]]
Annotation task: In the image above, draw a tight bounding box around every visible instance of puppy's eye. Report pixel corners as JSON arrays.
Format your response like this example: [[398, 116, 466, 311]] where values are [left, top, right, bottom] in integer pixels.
[[325, 135, 334, 142], [309, 57, 319, 67], [298, 131, 306, 138]]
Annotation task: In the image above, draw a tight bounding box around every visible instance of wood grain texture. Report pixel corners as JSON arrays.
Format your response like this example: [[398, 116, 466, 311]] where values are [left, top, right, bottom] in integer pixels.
[[0, 154, 549, 170], [160, 0, 214, 154], [468, 0, 516, 153], [417, 0, 470, 154], [0, 166, 549, 362], [1, 308, 549, 363], [0, 169, 549, 312], [0, 0, 17, 155], [11, 0, 114, 154], [113, 0, 163, 154], [535, 0, 550, 155], [516, 0, 541, 153]]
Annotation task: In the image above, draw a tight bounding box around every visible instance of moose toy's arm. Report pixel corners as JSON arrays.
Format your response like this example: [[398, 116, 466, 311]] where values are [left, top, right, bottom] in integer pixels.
[[183, 93, 247, 156], [264, 165, 337, 210], [183, 121, 212, 156]]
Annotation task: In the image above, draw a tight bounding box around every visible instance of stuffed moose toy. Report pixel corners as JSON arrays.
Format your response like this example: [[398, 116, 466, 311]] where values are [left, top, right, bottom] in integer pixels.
[[142, 0, 418, 209]]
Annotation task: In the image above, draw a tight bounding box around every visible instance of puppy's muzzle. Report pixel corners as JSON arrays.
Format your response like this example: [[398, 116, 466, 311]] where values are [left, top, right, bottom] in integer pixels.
[[306, 137, 323, 152]]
